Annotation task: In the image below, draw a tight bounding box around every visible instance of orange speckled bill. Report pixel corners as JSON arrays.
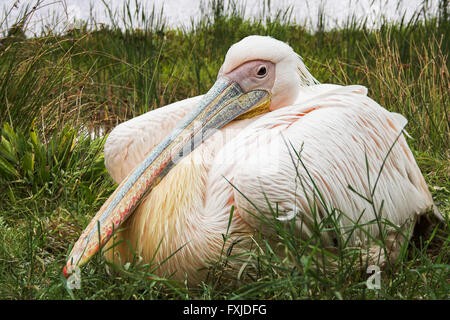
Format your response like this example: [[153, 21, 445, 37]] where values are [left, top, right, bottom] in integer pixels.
[[64, 78, 271, 277]]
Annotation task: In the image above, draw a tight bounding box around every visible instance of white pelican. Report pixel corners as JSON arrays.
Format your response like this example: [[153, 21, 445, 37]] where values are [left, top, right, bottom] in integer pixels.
[[64, 35, 442, 285]]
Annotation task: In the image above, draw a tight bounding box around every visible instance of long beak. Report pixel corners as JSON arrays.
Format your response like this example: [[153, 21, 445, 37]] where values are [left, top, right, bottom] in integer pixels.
[[63, 78, 271, 277]]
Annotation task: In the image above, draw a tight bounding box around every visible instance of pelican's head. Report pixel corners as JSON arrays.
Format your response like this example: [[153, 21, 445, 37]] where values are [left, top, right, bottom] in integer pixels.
[[64, 36, 318, 277], [218, 35, 318, 111]]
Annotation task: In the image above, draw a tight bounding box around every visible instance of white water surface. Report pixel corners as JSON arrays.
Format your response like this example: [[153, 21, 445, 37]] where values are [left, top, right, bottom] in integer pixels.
[[1, 0, 441, 36]]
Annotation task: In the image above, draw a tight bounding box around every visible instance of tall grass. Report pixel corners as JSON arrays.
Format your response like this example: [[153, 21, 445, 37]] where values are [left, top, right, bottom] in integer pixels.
[[0, 0, 448, 299]]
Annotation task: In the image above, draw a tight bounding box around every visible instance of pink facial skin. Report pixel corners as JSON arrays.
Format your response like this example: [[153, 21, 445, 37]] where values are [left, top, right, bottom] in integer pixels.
[[218, 60, 276, 94]]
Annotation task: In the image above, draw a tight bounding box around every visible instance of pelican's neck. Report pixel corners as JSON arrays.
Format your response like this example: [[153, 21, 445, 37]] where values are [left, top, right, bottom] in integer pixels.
[[107, 126, 253, 284]]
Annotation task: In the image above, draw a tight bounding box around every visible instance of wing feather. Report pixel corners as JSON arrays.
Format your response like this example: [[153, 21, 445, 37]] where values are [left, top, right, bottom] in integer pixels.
[[211, 85, 434, 246], [104, 96, 203, 183]]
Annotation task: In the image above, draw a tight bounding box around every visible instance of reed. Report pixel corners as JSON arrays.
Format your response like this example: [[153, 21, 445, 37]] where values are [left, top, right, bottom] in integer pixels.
[[0, 0, 448, 299]]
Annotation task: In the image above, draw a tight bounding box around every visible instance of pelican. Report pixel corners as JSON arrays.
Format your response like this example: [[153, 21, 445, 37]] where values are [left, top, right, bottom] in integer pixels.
[[64, 35, 442, 285]]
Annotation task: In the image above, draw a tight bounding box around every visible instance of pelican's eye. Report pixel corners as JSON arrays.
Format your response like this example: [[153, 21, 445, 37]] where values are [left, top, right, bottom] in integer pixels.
[[256, 65, 267, 78]]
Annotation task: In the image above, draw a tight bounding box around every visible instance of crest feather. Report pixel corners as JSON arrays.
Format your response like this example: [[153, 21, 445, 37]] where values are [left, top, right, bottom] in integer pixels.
[[222, 35, 319, 87]]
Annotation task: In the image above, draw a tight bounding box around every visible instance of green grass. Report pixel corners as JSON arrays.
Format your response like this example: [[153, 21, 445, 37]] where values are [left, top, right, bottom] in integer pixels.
[[0, 0, 448, 299]]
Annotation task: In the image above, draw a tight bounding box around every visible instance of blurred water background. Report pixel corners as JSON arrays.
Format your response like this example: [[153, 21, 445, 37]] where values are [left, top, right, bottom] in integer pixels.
[[1, 0, 442, 36]]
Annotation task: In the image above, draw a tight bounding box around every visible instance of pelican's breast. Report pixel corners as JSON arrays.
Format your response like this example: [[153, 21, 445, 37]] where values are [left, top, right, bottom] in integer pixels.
[[104, 150, 208, 273]]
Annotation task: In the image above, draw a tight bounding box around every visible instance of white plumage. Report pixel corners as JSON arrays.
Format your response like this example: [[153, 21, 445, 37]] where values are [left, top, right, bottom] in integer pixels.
[[102, 35, 438, 284]]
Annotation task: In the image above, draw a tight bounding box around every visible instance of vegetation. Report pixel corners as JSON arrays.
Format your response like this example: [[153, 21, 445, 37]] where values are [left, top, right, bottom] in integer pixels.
[[0, 0, 448, 299]]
